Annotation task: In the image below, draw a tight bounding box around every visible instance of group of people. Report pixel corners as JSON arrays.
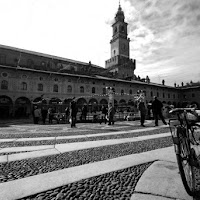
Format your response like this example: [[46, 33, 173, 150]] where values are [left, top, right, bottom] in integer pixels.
[[137, 90, 167, 127], [32, 92, 168, 127]]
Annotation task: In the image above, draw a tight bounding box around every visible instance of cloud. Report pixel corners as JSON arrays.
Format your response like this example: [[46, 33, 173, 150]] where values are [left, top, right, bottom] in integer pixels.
[[123, 0, 200, 85]]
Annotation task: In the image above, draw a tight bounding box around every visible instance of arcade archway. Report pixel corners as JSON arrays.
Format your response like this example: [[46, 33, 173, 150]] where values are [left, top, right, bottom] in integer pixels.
[[0, 95, 13, 119], [15, 97, 31, 118]]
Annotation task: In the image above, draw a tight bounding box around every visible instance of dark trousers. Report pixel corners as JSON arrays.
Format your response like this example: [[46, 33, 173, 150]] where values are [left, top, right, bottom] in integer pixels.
[[108, 116, 114, 125], [140, 112, 145, 125], [154, 111, 167, 125], [71, 116, 76, 127], [35, 117, 39, 124], [42, 116, 47, 124]]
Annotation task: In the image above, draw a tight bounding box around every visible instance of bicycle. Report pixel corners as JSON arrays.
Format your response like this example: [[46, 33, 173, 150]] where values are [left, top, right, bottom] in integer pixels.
[[169, 108, 200, 196]]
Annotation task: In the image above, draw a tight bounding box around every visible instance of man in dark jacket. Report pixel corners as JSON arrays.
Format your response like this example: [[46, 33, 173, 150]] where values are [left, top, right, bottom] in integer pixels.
[[70, 97, 77, 128], [152, 96, 167, 126]]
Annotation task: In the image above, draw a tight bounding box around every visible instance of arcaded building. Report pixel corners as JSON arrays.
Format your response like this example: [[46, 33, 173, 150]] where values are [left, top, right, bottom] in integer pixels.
[[0, 5, 199, 119]]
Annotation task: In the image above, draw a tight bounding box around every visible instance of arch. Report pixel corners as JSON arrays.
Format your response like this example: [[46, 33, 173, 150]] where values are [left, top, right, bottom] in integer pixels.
[[172, 102, 177, 107], [100, 99, 108, 106], [33, 97, 47, 104], [63, 98, 73, 107], [119, 99, 126, 106], [49, 97, 62, 104], [128, 99, 135, 106], [15, 97, 31, 118], [88, 98, 98, 105], [0, 95, 13, 118], [77, 98, 87, 108], [88, 98, 98, 112]]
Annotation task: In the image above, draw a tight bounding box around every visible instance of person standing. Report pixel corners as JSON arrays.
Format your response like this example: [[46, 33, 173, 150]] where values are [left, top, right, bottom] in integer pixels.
[[108, 103, 115, 125], [34, 106, 41, 124], [70, 97, 77, 128], [136, 90, 147, 127], [138, 100, 146, 127], [81, 104, 88, 122], [152, 96, 167, 126], [65, 106, 70, 123]]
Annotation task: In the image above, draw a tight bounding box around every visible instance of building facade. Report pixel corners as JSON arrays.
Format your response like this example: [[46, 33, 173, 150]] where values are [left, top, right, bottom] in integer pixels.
[[0, 5, 199, 119]]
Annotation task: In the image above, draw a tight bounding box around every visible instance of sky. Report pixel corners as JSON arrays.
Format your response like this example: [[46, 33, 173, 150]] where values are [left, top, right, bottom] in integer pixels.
[[0, 0, 200, 86]]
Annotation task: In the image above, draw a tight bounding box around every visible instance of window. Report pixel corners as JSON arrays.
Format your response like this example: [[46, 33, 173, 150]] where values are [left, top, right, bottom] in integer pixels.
[[1, 80, 8, 90], [92, 87, 95, 94], [168, 93, 170, 98], [21, 82, 27, 90], [103, 88, 106, 94], [121, 89, 124, 95], [163, 93, 165, 98], [67, 85, 72, 93], [129, 89, 132, 95], [27, 59, 34, 68], [0, 54, 6, 64], [150, 91, 153, 97], [53, 84, 58, 92], [157, 92, 159, 97], [192, 93, 195, 98], [38, 83, 43, 91], [80, 86, 84, 93]]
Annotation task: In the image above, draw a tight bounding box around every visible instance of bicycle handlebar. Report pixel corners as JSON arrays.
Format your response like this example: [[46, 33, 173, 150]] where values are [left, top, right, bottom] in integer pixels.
[[169, 108, 196, 114]]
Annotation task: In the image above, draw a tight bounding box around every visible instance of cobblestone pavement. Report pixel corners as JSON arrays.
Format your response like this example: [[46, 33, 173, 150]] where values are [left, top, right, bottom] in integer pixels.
[[0, 120, 173, 200]]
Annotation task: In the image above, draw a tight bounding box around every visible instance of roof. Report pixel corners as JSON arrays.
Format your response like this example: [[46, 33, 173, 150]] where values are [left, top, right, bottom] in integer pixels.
[[0, 44, 103, 69]]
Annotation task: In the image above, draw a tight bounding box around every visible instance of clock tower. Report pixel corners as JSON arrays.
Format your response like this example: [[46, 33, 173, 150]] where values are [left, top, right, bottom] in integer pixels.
[[111, 4, 130, 58], [105, 3, 136, 80]]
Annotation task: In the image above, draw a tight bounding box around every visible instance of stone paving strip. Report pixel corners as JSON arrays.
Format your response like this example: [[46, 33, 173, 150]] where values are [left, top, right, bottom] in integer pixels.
[[0, 146, 175, 200], [0, 126, 165, 142], [0, 132, 171, 163], [131, 160, 193, 200]]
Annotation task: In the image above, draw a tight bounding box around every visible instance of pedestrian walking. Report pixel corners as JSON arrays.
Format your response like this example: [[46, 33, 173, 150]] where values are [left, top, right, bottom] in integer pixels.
[[48, 107, 53, 124], [81, 104, 88, 122], [136, 90, 146, 127], [41, 106, 48, 124], [100, 105, 107, 124], [152, 96, 167, 126], [32, 106, 36, 124], [108, 103, 115, 125], [65, 106, 70, 123], [70, 97, 77, 128]]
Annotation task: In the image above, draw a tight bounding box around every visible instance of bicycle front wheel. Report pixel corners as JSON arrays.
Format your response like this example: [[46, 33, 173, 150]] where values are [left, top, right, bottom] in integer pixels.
[[176, 137, 196, 196]]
